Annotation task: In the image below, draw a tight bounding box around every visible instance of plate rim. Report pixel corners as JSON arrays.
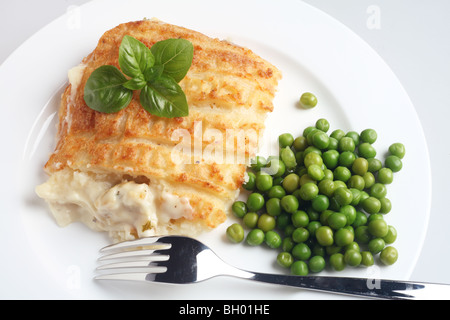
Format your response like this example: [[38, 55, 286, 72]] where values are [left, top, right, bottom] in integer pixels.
[[0, 0, 431, 299]]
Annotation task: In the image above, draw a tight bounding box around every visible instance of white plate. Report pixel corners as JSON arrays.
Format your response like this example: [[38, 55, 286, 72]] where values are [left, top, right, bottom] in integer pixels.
[[0, 0, 430, 299]]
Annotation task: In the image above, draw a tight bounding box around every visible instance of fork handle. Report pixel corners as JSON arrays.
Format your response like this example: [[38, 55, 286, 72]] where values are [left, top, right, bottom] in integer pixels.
[[240, 272, 450, 300]]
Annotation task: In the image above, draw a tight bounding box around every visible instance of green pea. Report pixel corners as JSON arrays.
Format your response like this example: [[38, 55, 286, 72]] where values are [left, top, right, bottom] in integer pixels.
[[380, 246, 398, 265], [347, 175, 365, 191], [338, 137, 356, 153], [352, 211, 368, 228], [327, 137, 339, 150], [362, 172, 375, 189], [340, 204, 357, 226], [309, 256, 326, 273], [265, 230, 282, 249], [315, 118, 330, 132], [243, 212, 258, 229], [328, 212, 347, 230], [279, 133, 294, 148], [362, 196, 381, 214], [255, 172, 273, 192], [266, 197, 282, 216], [339, 151, 356, 168], [243, 172, 256, 191], [368, 213, 384, 222], [330, 253, 346, 271], [311, 195, 330, 212], [322, 150, 340, 169], [303, 126, 316, 138], [282, 173, 300, 193], [345, 241, 360, 253], [299, 92, 318, 109], [292, 243, 312, 261], [293, 136, 308, 152], [280, 147, 297, 169], [257, 213, 276, 232], [330, 129, 345, 141], [389, 143, 406, 159], [281, 195, 299, 214], [379, 197, 392, 214], [358, 142, 377, 158], [377, 167, 394, 184], [355, 226, 371, 244], [368, 238, 386, 254], [323, 169, 333, 180], [352, 158, 369, 176], [335, 228, 354, 247], [345, 131, 360, 145], [226, 223, 245, 243], [318, 179, 336, 197], [385, 155, 403, 172], [312, 131, 330, 150], [383, 225, 398, 244], [368, 219, 389, 238], [246, 192, 265, 212], [292, 227, 310, 243], [370, 183, 387, 199], [291, 210, 310, 228], [334, 187, 353, 206], [315, 226, 334, 246], [349, 188, 362, 206], [267, 185, 286, 199], [291, 260, 309, 276], [360, 129, 377, 144], [361, 251, 375, 267], [277, 251, 294, 268], [232, 201, 247, 218], [308, 164, 325, 181], [299, 182, 319, 201], [344, 249, 362, 267], [367, 158, 382, 173], [334, 166, 351, 182], [303, 151, 323, 168], [246, 228, 265, 246]]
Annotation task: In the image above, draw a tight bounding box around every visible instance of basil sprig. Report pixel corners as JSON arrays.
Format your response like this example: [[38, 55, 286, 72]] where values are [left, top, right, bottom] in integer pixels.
[[83, 36, 193, 118]]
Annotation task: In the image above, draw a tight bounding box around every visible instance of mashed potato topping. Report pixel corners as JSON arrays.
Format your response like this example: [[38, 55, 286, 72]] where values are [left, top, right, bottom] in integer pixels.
[[36, 169, 194, 242]]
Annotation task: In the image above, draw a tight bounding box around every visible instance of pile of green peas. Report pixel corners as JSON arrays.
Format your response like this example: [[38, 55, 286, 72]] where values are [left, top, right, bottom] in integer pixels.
[[226, 118, 405, 276]]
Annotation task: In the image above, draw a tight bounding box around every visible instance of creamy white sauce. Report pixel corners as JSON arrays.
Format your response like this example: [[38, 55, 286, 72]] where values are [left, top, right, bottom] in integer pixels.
[[35, 169, 194, 242]]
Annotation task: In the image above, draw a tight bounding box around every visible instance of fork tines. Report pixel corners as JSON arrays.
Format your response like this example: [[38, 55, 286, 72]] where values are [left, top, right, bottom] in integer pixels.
[[95, 236, 171, 281]]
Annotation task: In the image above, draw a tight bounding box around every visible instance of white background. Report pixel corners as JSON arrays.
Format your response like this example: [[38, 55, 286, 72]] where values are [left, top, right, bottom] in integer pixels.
[[1, 0, 449, 290]]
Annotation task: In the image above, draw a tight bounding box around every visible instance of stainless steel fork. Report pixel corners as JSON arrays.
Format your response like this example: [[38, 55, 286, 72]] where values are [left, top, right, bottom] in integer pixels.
[[95, 235, 450, 300]]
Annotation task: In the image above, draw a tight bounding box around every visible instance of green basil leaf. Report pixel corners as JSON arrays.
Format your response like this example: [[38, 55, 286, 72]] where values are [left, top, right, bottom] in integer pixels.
[[150, 38, 194, 82], [123, 74, 147, 90], [83, 65, 133, 113], [140, 74, 189, 118], [143, 64, 164, 83], [119, 35, 155, 78]]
